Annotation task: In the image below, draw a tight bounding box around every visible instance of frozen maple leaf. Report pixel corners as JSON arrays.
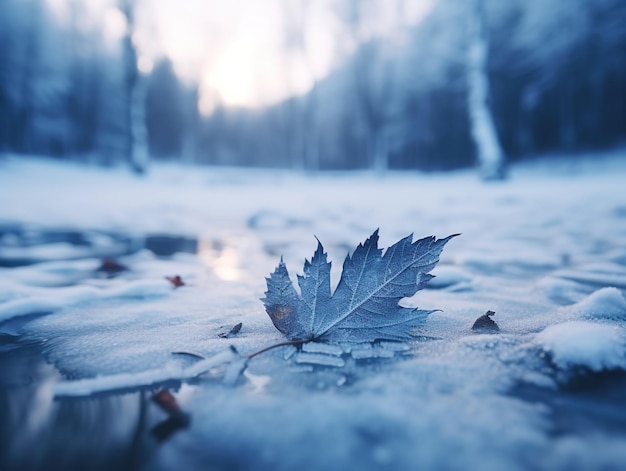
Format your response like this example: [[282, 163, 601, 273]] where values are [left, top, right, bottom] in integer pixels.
[[262, 230, 458, 343]]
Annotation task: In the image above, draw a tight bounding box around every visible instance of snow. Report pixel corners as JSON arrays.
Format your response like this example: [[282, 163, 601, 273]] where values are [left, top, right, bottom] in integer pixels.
[[536, 321, 625, 372], [53, 349, 237, 397], [0, 278, 171, 323], [1, 153, 626, 470], [568, 287, 626, 321]]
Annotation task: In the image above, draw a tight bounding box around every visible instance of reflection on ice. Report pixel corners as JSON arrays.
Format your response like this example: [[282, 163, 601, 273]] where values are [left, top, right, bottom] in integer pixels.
[[198, 237, 241, 281], [0, 340, 148, 470]]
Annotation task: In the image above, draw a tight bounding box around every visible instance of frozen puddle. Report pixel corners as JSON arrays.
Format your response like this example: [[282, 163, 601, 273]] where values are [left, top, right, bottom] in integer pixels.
[[0, 338, 185, 470]]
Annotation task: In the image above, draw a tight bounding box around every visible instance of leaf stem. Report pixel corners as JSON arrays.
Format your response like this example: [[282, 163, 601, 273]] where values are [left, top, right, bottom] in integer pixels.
[[171, 351, 206, 360], [246, 339, 307, 360]]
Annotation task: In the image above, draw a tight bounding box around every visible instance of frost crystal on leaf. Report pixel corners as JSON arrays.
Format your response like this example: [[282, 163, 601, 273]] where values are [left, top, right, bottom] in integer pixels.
[[262, 230, 458, 343]]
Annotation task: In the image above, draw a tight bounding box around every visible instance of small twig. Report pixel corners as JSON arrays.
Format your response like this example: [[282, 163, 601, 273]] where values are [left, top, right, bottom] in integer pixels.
[[171, 339, 308, 387], [171, 338, 306, 364], [246, 339, 308, 360], [171, 351, 206, 360]]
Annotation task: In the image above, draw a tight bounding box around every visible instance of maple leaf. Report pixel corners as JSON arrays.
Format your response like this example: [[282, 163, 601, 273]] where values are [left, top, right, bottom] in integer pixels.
[[262, 230, 458, 343]]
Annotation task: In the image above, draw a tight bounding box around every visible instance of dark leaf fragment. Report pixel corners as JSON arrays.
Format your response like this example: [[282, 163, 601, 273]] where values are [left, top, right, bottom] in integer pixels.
[[471, 310, 500, 332], [151, 389, 190, 442], [218, 322, 243, 338], [97, 258, 127, 274], [165, 275, 185, 288], [152, 389, 185, 417]]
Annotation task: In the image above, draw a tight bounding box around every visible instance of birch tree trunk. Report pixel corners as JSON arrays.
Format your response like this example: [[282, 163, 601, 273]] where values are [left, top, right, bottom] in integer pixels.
[[467, 0, 505, 180], [120, 0, 148, 174]]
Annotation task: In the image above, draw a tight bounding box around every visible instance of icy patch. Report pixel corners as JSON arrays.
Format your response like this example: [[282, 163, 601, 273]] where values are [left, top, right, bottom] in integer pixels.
[[301, 342, 344, 356], [159, 344, 552, 471], [554, 263, 626, 291], [536, 321, 626, 371], [294, 352, 346, 367], [378, 341, 411, 352], [0, 259, 99, 287], [0, 279, 172, 323], [460, 249, 561, 275], [426, 265, 472, 289], [54, 349, 236, 397], [223, 356, 250, 386], [0, 242, 109, 263], [537, 277, 592, 305], [351, 345, 396, 360], [0, 285, 100, 322], [282, 345, 297, 360]]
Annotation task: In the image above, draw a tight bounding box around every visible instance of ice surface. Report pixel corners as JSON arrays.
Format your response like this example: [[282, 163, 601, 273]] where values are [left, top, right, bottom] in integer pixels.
[[350, 346, 396, 359], [301, 341, 344, 356], [0, 279, 172, 323], [54, 349, 236, 397], [294, 352, 346, 367], [2, 154, 626, 470]]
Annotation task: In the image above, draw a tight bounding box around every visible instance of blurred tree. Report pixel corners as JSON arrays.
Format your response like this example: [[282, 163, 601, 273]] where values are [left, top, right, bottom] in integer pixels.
[[145, 59, 184, 159], [64, 0, 101, 157], [0, 0, 134, 165], [486, 0, 626, 159], [0, 0, 20, 151], [466, 0, 506, 179], [179, 85, 200, 165], [334, 0, 394, 172], [119, 0, 148, 174], [280, 0, 320, 170], [1, 0, 624, 171], [5, 0, 41, 154]]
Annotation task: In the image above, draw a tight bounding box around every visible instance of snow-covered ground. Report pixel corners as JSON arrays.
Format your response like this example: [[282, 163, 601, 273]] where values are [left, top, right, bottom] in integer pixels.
[[1, 153, 626, 470]]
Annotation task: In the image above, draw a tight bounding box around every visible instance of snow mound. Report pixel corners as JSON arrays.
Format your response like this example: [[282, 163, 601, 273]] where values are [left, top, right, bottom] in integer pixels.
[[536, 321, 625, 371], [568, 287, 626, 321]]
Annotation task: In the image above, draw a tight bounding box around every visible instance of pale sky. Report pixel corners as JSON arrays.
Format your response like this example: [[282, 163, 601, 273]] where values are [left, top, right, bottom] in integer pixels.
[[46, 0, 434, 115]]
